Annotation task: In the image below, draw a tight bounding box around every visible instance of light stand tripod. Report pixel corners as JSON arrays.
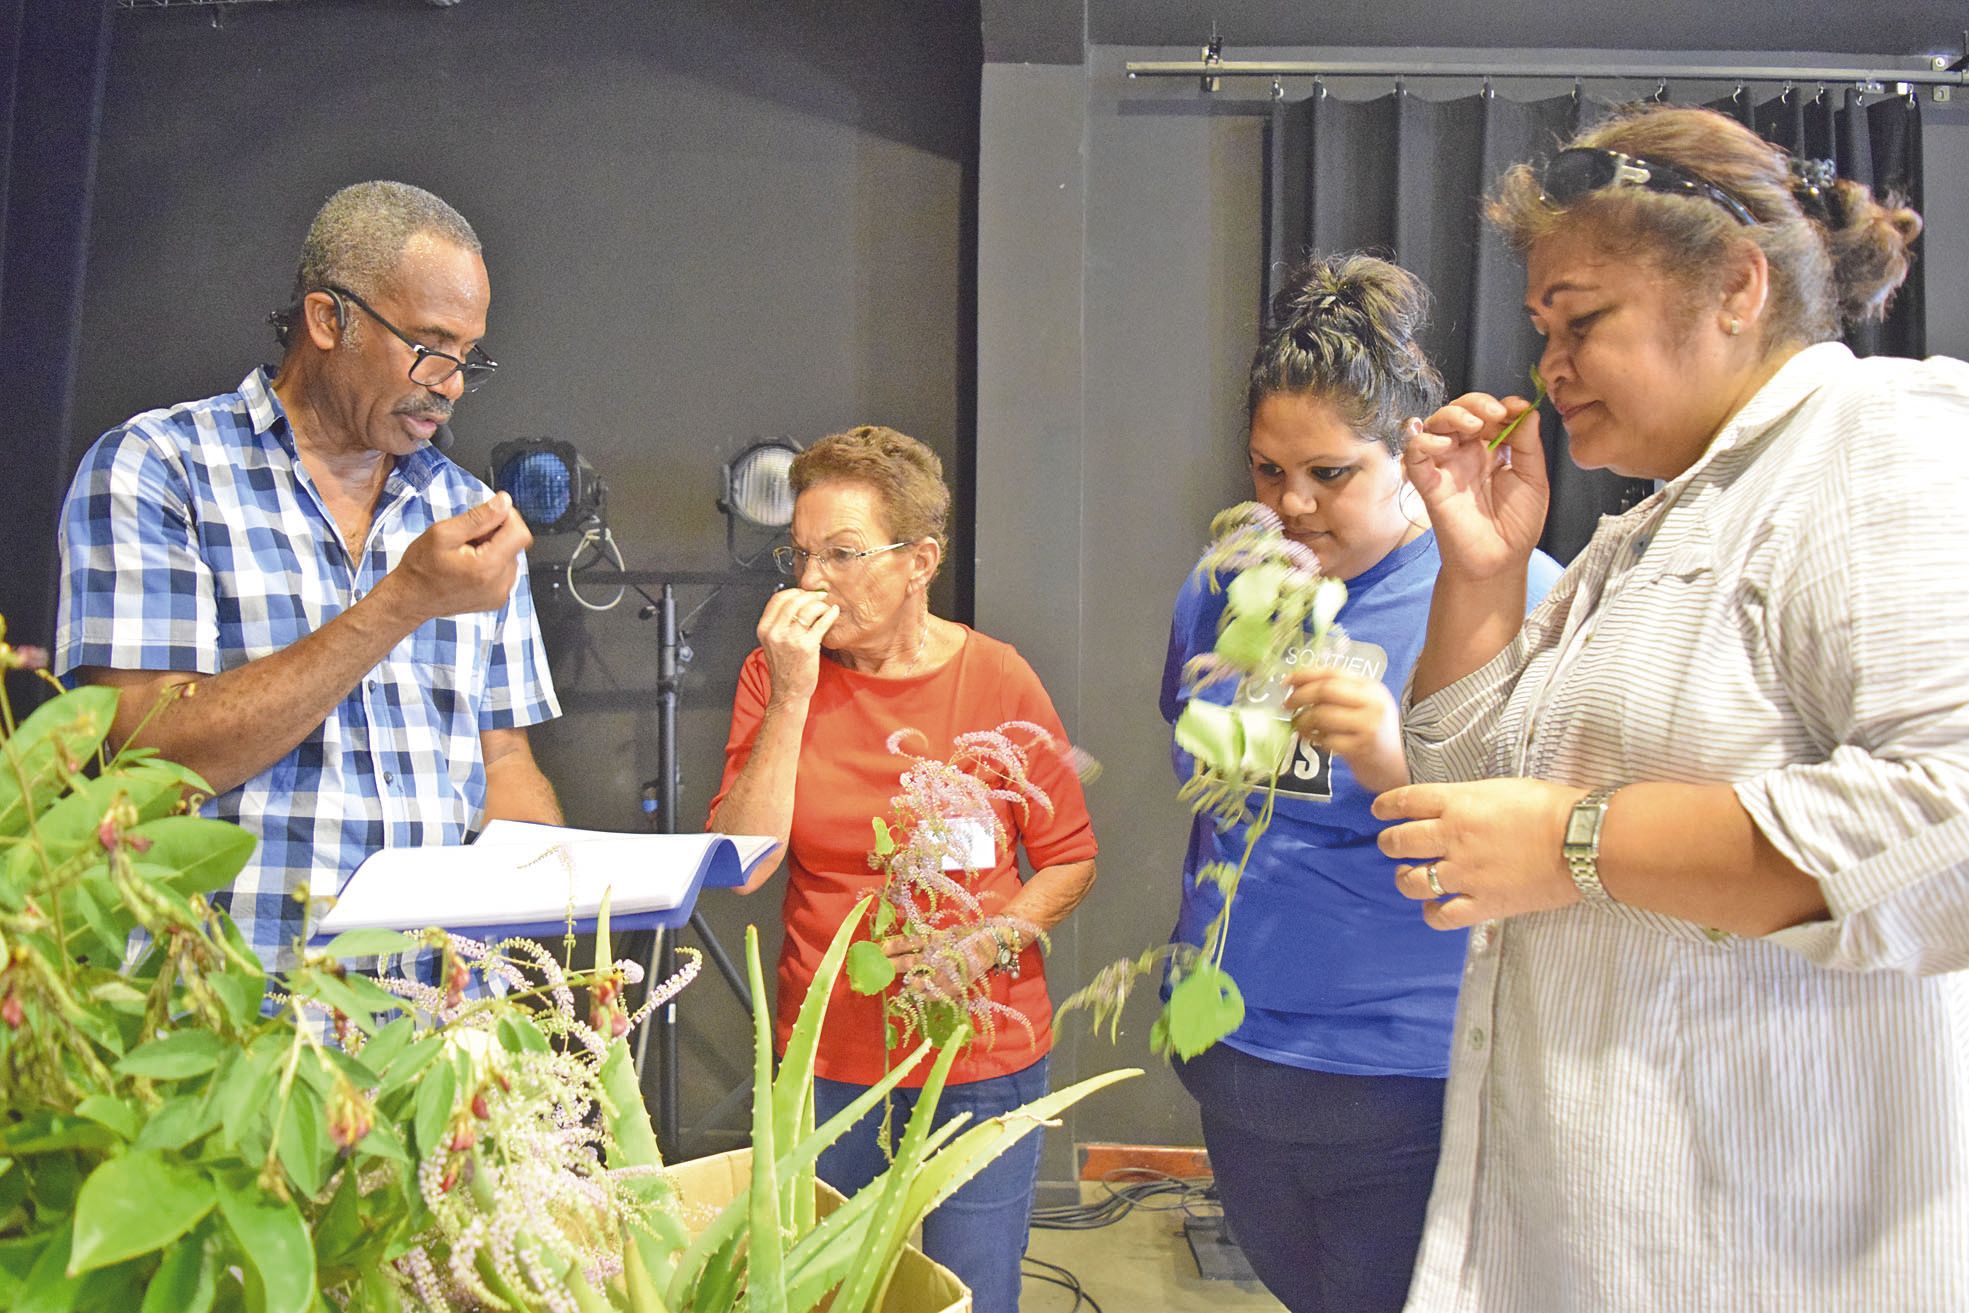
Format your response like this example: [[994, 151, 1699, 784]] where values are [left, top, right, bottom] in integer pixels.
[[574, 569, 763, 1155]]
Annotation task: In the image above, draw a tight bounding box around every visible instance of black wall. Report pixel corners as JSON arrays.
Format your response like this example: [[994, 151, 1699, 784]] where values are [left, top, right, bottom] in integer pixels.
[[67, 0, 980, 1155]]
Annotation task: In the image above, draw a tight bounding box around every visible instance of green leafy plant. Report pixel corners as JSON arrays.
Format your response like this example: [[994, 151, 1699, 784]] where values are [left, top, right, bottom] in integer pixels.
[[1059, 503, 1347, 1060], [0, 620, 1135, 1312]]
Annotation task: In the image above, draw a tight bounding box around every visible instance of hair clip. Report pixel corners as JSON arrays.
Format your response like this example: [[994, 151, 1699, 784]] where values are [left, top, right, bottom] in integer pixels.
[[1787, 155, 1838, 221]]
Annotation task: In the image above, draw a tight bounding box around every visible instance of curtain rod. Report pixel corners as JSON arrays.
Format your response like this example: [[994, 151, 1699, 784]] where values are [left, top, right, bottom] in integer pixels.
[[1125, 58, 1965, 88]]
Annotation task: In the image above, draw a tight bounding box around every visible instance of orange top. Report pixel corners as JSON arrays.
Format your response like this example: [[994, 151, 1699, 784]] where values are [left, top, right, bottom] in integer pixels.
[[709, 627, 1097, 1086]]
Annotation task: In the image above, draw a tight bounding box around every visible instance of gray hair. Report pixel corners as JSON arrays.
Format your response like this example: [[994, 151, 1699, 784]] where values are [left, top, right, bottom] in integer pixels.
[[271, 180, 480, 348]]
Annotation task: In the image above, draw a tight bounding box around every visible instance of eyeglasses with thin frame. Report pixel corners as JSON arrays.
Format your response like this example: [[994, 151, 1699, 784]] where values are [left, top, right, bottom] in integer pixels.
[[316, 284, 499, 392], [772, 541, 913, 576], [1538, 147, 1757, 227]]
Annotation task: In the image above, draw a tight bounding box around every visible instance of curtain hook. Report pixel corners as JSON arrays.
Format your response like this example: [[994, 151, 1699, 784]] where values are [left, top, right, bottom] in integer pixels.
[[1271, 75, 1284, 102], [1571, 76, 1581, 103], [1780, 80, 1793, 104], [1814, 82, 1826, 105], [1732, 81, 1744, 103], [1395, 74, 1407, 98], [1315, 73, 1328, 99], [1652, 78, 1667, 103], [1482, 74, 1495, 100]]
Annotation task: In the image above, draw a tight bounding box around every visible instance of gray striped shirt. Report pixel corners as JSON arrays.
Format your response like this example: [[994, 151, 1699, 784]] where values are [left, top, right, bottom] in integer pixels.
[[1404, 342, 1969, 1311]]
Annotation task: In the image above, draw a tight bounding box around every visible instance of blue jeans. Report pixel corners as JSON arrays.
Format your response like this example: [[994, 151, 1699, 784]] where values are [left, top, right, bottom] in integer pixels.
[[812, 1055, 1049, 1313], [1175, 1043, 1444, 1313]]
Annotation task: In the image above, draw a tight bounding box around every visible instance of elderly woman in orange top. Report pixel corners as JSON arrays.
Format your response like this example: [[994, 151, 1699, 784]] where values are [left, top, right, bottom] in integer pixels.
[[709, 425, 1097, 1313]]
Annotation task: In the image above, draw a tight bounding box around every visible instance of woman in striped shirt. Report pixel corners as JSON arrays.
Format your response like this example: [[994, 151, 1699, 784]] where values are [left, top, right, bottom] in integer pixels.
[[1378, 104, 1969, 1310]]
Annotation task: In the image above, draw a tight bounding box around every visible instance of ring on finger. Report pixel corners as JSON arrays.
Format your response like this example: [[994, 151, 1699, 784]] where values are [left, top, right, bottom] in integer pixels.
[[1423, 862, 1446, 899]]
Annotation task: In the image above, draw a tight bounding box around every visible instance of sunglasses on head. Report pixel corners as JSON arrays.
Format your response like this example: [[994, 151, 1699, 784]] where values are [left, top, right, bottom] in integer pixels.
[[1539, 147, 1758, 227]]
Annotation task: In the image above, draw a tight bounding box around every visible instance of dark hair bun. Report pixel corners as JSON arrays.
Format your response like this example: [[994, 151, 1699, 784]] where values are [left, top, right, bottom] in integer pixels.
[[1249, 253, 1444, 455], [1825, 180, 1922, 325]]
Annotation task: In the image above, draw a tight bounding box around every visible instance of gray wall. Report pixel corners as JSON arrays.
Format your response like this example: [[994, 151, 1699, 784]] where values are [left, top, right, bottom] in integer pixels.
[[977, 42, 1968, 1187], [69, 0, 980, 1157]]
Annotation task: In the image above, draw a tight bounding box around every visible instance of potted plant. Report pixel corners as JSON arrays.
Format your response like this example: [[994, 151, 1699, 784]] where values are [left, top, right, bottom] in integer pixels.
[[0, 622, 1134, 1312]]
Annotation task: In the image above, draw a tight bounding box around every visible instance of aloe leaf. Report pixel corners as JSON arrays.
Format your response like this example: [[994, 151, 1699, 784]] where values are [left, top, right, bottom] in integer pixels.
[[663, 1041, 931, 1311], [828, 1032, 967, 1313], [746, 927, 789, 1313], [776, 897, 871, 1229], [904, 1069, 1141, 1220]]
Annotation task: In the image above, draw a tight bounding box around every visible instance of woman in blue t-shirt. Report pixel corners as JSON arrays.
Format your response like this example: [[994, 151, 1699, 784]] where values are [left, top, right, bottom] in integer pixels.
[[1162, 254, 1559, 1313]]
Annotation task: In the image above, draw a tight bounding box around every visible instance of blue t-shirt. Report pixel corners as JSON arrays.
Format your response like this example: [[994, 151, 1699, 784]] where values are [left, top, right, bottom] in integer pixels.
[[1161, 531, 1561, 1077]]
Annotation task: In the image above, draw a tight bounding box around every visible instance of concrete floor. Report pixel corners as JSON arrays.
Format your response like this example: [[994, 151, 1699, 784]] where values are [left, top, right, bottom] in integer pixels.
[[1022, 1185, 1284, 1313]]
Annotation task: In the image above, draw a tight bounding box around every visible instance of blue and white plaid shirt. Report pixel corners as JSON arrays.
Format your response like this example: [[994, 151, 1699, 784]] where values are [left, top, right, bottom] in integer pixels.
[[55, 367, 560, 971]]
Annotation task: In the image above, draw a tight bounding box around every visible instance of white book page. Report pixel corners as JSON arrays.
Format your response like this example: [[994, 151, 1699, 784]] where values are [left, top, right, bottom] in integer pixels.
[[315, 826, 779, 934]]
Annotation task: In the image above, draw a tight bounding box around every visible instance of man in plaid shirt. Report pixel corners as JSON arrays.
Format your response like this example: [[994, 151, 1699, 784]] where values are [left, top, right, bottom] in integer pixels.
[[54, 181, 562, 972]]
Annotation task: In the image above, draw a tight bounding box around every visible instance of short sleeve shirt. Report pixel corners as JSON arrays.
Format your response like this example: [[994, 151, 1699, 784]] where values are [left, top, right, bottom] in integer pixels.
[[54, 367, 560, 971], [710, 628, 1097, 1087]]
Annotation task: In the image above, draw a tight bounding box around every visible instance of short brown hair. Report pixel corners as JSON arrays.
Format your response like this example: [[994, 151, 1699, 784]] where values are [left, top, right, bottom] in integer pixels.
[[789, 426, 951, 562], [1488, 105, 1921, 346]]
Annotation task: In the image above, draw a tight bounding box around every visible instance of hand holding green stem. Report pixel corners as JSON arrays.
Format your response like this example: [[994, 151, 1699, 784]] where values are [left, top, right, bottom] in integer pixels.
[[1486, 364, 1548, 453]]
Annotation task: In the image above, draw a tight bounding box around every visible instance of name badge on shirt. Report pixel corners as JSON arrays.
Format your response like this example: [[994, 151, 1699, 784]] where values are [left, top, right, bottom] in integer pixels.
[[938, 817, 1000, 871]]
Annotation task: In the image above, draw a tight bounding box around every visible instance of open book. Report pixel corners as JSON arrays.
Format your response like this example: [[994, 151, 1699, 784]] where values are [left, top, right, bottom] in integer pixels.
[[310, 820, 779, 942]]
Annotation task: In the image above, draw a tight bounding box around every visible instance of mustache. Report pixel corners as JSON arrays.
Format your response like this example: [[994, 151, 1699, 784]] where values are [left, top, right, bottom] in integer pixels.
[[396, 398, 453, 421]]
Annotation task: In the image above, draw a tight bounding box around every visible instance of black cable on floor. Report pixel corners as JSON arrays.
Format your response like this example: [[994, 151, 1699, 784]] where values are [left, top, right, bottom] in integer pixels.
[[1023, 1254, 1105, 1313], [1029, 1166, 1220, 1231]]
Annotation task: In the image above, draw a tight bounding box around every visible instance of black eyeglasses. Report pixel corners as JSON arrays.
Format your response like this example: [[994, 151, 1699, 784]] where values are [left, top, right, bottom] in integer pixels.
[[1539, 148, 1757, 227], [317, 284, 499, 392]]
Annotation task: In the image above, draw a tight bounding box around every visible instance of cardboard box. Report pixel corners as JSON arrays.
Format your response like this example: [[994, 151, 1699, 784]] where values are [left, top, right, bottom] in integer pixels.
[[664, 1148, 971, 1313]]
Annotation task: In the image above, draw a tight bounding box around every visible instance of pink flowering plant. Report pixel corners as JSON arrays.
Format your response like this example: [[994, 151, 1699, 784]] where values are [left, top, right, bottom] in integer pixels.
[[840, 724, 1058, 1057], [1060, 503, 1347, 1060], [0, 622, 1133, 1312]]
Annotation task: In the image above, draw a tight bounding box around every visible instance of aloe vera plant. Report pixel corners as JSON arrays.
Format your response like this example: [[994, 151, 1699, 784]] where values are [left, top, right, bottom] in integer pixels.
[[662, 898, 1137, 1313]]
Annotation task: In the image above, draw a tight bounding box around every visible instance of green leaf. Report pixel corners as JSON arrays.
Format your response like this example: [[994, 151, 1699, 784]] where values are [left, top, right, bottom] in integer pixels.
[[140, 1224, 218, 1313], [215, 1046, 282, 1151], [1310, 577, 1348, 635], [1236, 709, 1295, 776], [67, 1150, 216, 1274], [495, 1014, 550, 1055], [115, 1030, 224, 1080], [377, 1034, 444, 1094], [206, 969, 265, 1031], [1225, 562, 1287, 618], [0, 685, 120, 837], [1213, 611, 1275, 670], [412, 1053, 458, 1158], [135, 1094, 223, 1154], [871, 898, 897, 937], [275, 1084, 329, 1200], [1159, 964, 1245, 1060], [871, 816, 896, 857], [125, 817, 258, 899], [14, 1225, 83, 1313], [286, 969, 379, 1036], [356, 1015, 416, 1077], [1173, 699, 1241, 771], [318, 928, 418, 959], [73, 1096, 140, 1143], [844, 940, 896, 996], [214, 1177, 314, 1313], [744, 928, 788, 1313]]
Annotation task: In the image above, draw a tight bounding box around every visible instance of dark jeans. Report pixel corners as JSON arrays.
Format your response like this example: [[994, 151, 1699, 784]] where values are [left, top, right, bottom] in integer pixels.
[[1176, 1042, 1445, 1313], [812, 1055, 1049, 1313]]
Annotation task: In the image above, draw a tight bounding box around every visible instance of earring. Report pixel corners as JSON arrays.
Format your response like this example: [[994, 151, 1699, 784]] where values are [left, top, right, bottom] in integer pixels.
[[1727, 317, 1742, 337]]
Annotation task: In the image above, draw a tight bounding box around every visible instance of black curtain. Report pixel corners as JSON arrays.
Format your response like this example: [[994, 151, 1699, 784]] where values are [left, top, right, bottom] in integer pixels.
[[0, 0, 115, 690], [1264, 88, 1925, 563]]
